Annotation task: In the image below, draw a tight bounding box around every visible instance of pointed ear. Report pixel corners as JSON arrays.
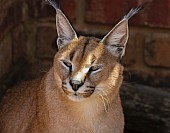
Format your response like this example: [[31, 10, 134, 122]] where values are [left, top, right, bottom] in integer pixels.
[[56, 10, 78, 49], [46, 0, 78, 49], [101, 5, 143, 59], [101, 20, 128, 59]]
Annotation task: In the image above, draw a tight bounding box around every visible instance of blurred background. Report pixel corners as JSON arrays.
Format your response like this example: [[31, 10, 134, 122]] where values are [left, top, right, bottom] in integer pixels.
[[0, 0, 170, 132]]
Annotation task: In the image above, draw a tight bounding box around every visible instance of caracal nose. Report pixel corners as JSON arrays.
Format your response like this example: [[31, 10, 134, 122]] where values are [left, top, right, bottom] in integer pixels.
[[69, 80, 84, 91]]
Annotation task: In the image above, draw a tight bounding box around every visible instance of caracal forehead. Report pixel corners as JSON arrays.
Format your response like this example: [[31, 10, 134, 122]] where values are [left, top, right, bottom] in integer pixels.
[[71, 36, 105, 63]]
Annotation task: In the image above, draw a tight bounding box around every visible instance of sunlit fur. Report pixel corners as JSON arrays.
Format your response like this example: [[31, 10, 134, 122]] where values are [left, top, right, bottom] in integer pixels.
[[0, 2, 144, 131], [54, 36, 123, 103], [0, 36, 124, 133], [52, 36, 124, 132]]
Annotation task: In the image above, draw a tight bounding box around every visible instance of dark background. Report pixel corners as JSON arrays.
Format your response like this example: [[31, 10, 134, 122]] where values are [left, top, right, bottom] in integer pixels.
[[0, 0, 170, 132]]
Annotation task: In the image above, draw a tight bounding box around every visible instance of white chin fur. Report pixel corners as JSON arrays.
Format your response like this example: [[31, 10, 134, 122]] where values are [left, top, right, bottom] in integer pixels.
[[68, 95, 86, 102]]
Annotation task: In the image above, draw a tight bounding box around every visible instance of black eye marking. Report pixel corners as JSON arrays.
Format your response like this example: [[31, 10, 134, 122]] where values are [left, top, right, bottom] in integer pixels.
[[89, 65, 102, 72], [63, 61, 72, 67], [91, 66, 100, 71], [61, 60, 72, 70]]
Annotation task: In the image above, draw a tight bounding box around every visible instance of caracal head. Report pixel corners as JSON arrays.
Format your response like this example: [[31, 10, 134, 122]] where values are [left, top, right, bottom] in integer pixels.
[[47, 0, 143, 102]]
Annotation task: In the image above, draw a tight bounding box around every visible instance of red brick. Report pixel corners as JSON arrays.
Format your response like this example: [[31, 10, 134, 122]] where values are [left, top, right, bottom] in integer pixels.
[[146, 0, 170, 28], [0, 1, 22, 39], [130, 0, 170, 27], [24, 0, 37, 18], [11, 26, 27, 63], [122, 32, 136, 66], [25, 0, 76, 21], [37, 1, 56, 18], [36, 26, 58, 59], [0, 36, 12, 78], [85, 0, 137, 24], [60, 0, 76, 22], [25, 0, 56, 19], [144, 33, 170, 68], [85, 0, 170, 28]]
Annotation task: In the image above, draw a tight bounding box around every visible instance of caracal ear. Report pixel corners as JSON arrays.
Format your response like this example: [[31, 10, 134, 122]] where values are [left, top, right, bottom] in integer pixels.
[[101, 20, 128, 59], [56, 10, 78, 49], [46, 0, 78, 49], [101, 5, 143, 59]]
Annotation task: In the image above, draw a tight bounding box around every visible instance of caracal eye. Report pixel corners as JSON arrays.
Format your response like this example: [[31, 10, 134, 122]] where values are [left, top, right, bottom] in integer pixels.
[[61, 60, 72, 68], [90, 65, 102, 73]]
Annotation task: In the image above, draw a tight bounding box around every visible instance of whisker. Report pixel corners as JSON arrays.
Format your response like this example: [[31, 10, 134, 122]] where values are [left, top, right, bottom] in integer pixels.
[[94, 92, 108, 113], [94, 85, 108, 89], [94, 93, 106, 111], [98, 89, 111, 108], [97, 93, 109, 112]]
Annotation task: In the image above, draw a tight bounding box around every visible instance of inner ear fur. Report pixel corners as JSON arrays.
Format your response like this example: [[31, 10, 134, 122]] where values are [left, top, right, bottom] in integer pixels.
[[101, 20, 129, 59], [46, 0, 78, 50], [101, 5, 143, 59], [56, 10, 78, 50]]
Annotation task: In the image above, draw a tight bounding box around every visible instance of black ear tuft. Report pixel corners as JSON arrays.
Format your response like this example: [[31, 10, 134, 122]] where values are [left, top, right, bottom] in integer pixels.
[[45, 0, 78, 50], [45, 0, 60, 11], [101, 4, 144, 59], [123, 4, 144, 20]]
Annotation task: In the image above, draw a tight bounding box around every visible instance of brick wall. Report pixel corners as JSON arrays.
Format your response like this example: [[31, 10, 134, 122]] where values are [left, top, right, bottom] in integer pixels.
[[0, 0, 170, 133]]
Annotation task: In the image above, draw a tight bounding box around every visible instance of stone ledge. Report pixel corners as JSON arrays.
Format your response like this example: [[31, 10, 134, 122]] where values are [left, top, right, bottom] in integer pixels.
[[120, 83, 170, 133]]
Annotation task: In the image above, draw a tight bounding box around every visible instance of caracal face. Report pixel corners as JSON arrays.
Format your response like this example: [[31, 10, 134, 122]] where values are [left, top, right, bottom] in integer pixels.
[[54, 36, 121, 102], [47, 0, 142, 102]]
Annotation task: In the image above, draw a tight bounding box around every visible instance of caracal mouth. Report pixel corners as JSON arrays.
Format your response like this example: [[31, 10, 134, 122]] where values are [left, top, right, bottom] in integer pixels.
[[62, 86, 94, 102], [66, 91, 93, 102], [68, 94, 86, 102], [68, 91, 94, 102]]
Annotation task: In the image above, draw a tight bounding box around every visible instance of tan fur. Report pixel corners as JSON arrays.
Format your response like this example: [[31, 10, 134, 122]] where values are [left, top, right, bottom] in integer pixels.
[[0, 1, 143, 131], [0, 36, 124, 133], [0, 1, 146, 132]]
